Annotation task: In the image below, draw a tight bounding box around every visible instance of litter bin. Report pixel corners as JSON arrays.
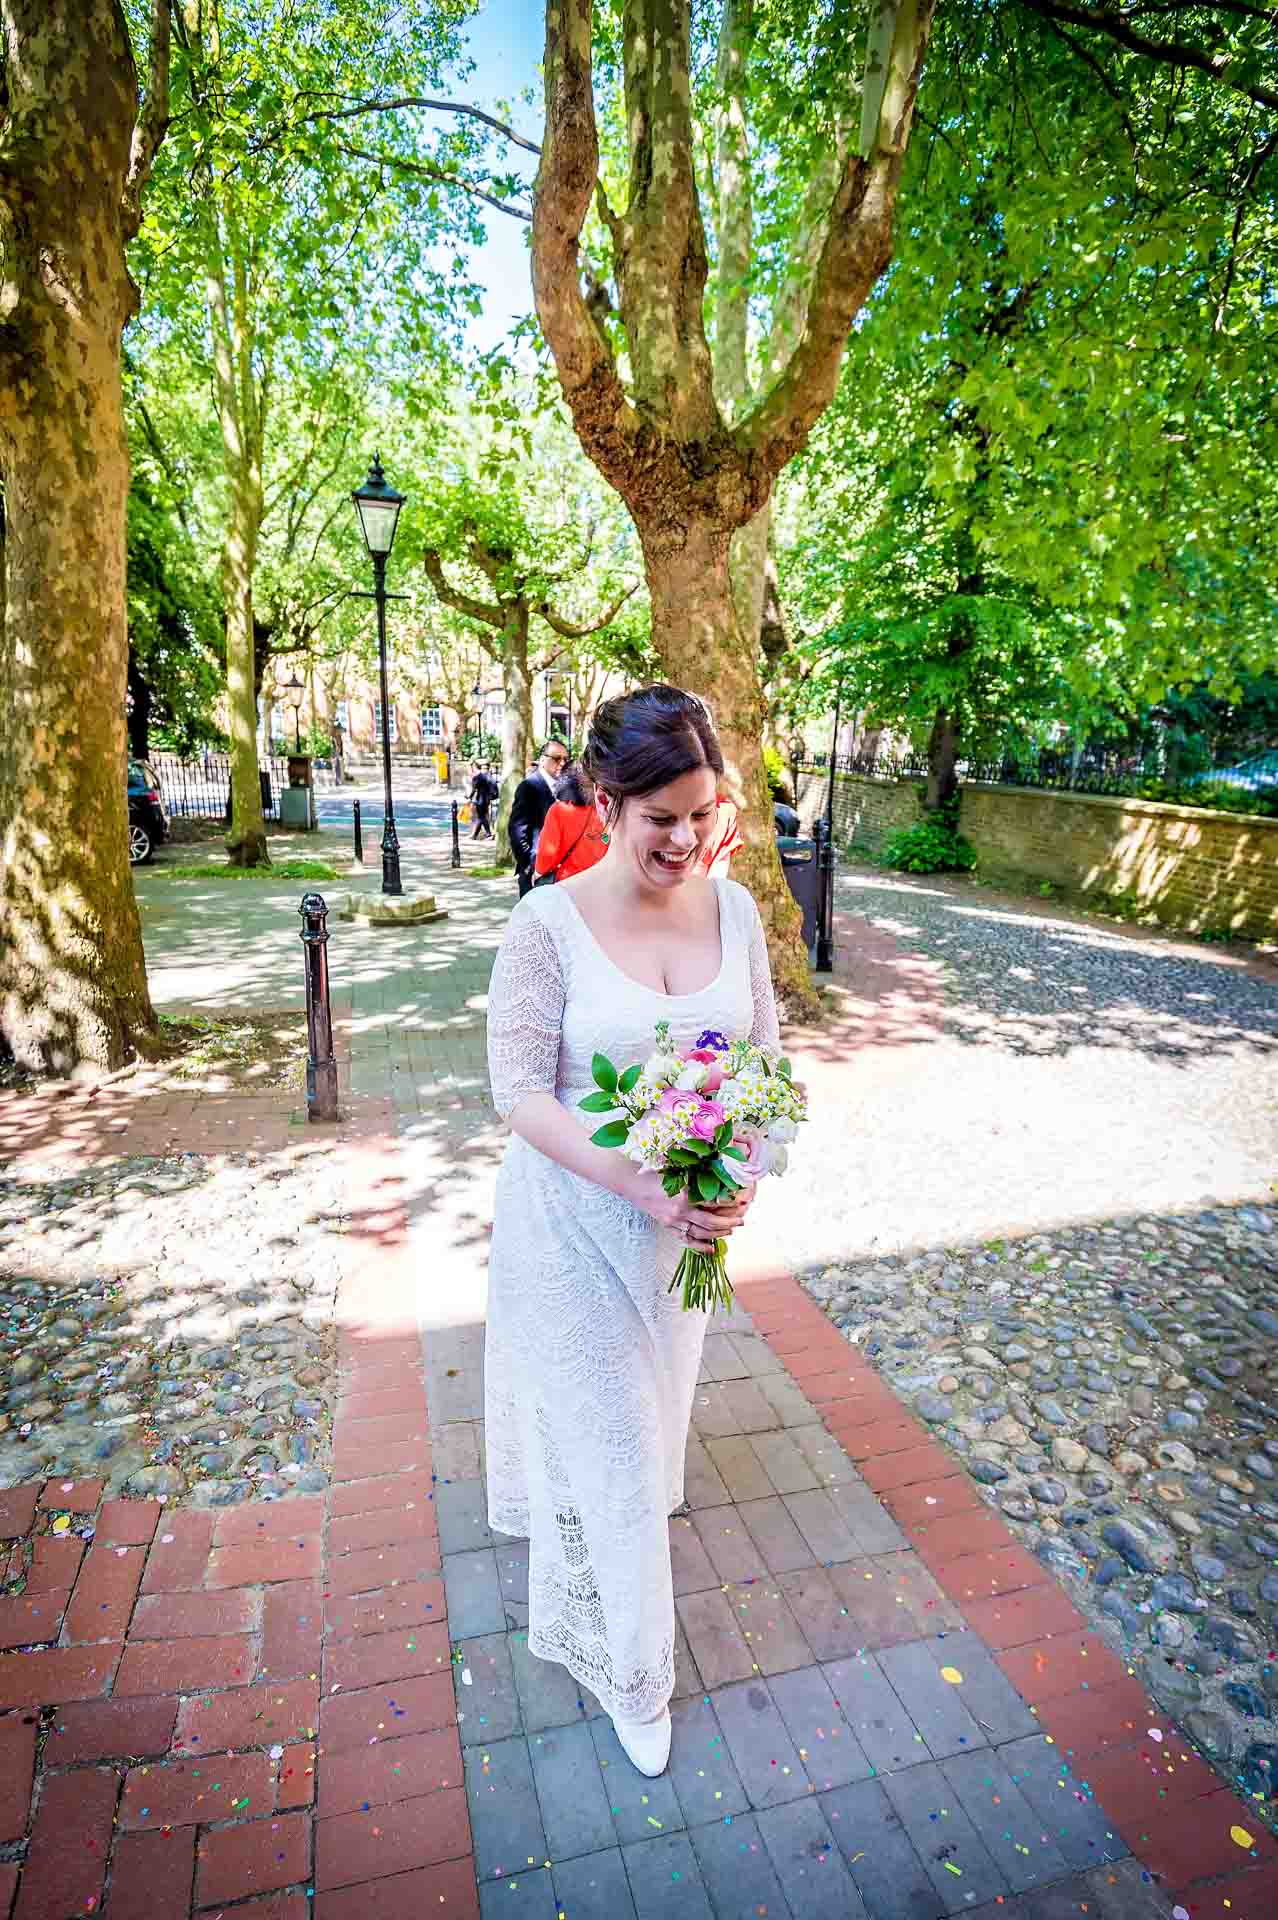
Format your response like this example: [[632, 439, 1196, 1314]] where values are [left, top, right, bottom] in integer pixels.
[[777, 835, 819, 960]]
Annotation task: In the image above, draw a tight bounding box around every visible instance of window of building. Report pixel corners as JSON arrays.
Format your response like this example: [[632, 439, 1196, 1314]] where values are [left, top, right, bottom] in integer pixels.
[[421, 705, 443, 742], [373, 702, 398, 744]]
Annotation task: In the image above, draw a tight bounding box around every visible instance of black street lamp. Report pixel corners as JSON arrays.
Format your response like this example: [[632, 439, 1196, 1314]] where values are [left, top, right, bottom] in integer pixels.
[[282, 672, 305, 754], [350, 453, 407, 895], [470, 680, 483, 758]]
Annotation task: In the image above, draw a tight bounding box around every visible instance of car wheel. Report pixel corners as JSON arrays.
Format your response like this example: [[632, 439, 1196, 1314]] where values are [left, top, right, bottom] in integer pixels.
[[128, 822, 155, 865]]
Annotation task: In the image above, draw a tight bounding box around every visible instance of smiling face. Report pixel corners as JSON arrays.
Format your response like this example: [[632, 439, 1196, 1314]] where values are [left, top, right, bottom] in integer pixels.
[[599, 766, 719, 890]]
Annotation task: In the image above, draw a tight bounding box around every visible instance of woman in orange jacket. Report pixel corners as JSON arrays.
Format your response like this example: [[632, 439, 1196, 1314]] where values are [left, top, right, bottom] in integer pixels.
[[533, 763, 609, 882]]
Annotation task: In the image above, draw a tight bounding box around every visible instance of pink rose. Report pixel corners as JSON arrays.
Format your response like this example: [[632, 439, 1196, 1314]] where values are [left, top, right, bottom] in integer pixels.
[[689, 1100, 726, 1141], [685, 1048, 718, 1064], [727, 1126, 770, 1184], [659, 1087, 702, 1121]]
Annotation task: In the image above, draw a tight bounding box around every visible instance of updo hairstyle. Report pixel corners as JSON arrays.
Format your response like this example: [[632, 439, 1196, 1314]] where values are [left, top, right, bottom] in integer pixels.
[[582, 685, 724, 826]]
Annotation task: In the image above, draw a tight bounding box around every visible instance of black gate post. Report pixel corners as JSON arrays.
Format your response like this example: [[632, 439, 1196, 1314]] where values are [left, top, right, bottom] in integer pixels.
[[352, 799, 363, 865], [450, 800, 462, 870], [300, 893, 339, 1121]]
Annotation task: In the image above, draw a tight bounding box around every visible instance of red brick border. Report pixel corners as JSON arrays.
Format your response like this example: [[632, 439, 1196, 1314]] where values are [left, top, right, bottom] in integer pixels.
[[735, 1270, 1278, 1914]]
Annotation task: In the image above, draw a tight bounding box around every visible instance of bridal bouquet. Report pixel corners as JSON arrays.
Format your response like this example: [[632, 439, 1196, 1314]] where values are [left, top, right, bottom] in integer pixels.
[[580, 1020, 807, 1312]]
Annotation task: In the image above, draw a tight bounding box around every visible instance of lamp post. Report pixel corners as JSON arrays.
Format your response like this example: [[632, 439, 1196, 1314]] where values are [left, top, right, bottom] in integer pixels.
[[282, 672, 305, 754], [350, 453, 407, 895]]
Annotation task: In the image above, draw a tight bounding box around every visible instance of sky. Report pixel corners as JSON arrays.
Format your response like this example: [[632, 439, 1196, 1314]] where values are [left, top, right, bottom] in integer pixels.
[[455, 0, 545, 355]]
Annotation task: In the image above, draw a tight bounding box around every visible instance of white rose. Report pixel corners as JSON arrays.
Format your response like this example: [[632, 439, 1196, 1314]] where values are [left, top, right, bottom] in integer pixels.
[[767, 1144, 790, 1176], [675, 1061, 707, 1091], [767, 1117, 798, 1144], [643, 1050, 679, 1085]]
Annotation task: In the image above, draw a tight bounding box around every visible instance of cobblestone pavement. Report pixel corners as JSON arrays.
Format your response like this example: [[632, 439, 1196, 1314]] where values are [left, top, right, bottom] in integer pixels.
[[790, 865, 1278, 1826], [0, 1148, 339, 1506]]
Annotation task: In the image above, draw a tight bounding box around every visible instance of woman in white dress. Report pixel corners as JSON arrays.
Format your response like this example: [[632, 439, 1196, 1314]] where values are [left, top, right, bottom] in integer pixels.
[[484, 685, 782, 1777]]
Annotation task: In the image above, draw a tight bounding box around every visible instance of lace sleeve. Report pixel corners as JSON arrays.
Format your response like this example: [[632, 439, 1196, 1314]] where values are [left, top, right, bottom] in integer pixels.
[[746, 892, 782, 1052], [486, 898, 566, 1119]]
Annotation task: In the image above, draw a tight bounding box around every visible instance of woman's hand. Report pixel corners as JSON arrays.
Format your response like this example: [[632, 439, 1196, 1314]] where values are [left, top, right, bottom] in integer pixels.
[[624, 1168, 757, 1249]]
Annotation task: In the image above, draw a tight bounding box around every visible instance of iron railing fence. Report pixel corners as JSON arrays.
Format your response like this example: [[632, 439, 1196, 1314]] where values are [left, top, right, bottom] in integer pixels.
[[794, 745, 1173, 798], [147, 750, 293, 821]]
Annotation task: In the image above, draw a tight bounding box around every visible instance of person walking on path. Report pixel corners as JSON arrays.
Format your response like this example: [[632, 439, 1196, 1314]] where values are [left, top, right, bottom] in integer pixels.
[[533, 761, 608, 882], [469, 765, 496, 839], [484, 685, 781, 1778], [508, 739, 568, 896]]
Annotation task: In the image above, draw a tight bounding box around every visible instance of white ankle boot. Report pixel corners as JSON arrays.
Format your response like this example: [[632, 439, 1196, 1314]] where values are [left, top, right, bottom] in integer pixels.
[[613, 1706, 672, 1776]]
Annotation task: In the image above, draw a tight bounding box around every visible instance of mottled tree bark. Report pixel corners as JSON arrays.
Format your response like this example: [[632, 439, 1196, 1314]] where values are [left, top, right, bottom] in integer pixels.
[[0, 0, 168, 1073], [533, 0, 934, 1014]]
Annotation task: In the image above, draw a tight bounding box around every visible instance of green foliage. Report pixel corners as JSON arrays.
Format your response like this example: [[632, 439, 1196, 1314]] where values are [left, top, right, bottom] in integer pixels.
[[1134, 779, 1278, 817], [126, 477, 224, 753], [762, 746, 787, 797], [779, 6, 1278, 751], [880, 815, 978, 875], [460, 729, 502, 765]]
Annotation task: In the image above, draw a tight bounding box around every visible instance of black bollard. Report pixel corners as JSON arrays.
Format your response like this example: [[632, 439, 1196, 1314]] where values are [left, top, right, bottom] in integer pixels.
[[814, 817, 834, 973], [352, 799, 363, 865], [300, 893, 339, 1121], [450, 799, 462, 870]]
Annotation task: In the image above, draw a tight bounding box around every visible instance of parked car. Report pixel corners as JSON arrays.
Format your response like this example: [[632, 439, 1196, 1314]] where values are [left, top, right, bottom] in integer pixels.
[[773, 800, 800, 837], [1187, 750, 1278, 792], [127, 758, 170, 865]]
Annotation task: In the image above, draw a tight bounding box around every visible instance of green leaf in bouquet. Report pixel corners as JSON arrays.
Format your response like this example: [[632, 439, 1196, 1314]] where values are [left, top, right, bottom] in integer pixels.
[[694, 1166, 721, 1202], [668, 1147, 700, 1166], [712, 1155, 745, 1187], [777, 1056, 792, 1077], [591, 1053, 619, 1094], [579, 1090, 617, 1113], [662, 1170, 684, 1196], [590, 1120, 630, 1148], [721, 1144, 747, 1160], [618, 1063, 643, 1094], [714, 1121, 733, 1149]]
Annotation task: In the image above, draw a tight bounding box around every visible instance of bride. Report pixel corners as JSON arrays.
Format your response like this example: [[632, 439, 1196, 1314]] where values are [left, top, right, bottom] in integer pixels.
[[484, 683, 782, 1776]]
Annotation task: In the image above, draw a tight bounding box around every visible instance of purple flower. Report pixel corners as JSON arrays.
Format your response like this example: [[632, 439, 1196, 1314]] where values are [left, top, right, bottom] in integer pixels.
[[696, 1029, 731, 1052]]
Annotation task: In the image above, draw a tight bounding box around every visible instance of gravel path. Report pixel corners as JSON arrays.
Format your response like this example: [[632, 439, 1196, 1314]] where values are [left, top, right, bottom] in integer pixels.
[[794, 863, 1278, 1823]]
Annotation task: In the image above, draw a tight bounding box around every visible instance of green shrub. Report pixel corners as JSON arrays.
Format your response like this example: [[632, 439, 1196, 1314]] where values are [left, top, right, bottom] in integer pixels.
[[762, 745, 787, 797], [1135, 778, 1278, 817], [880, 814, 977, 874]]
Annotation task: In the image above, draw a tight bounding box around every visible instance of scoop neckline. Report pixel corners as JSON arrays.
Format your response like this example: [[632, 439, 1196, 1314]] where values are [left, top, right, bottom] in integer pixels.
[[557, 876, 728, 1002]]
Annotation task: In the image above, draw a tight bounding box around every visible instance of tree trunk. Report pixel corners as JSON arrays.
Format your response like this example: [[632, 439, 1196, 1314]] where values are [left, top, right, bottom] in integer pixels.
[[641, 520, 817, 1017], [925, 706, 961, 811], [492, 609, 532, 868], [206, 226, 269, 867], [0, 0, 158, 1075], [222, 468, 268, 863]]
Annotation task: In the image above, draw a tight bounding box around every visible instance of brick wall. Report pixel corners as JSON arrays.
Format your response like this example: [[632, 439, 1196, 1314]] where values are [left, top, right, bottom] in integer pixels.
[[794, 770, 1278, 942]]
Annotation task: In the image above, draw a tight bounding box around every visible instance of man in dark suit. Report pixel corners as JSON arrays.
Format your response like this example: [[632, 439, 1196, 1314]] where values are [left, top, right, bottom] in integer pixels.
[[508, 740, 568, 896]]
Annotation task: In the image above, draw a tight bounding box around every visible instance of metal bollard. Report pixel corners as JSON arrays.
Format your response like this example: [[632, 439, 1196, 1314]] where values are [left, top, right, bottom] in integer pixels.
[[352, 799, 363, 865], [450, 799, 462, 870], [814, 817, 834, 973], [299, 893, 339, 1121]]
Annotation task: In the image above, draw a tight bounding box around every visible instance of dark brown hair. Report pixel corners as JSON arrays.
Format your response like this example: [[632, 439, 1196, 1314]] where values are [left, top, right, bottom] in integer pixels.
[[556, 762, 594, 808], [582, 684, 723, 821]]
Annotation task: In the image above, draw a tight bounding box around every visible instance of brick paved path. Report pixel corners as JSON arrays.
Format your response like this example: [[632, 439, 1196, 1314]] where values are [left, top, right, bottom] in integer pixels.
[[2, 841, 1275, 1917]]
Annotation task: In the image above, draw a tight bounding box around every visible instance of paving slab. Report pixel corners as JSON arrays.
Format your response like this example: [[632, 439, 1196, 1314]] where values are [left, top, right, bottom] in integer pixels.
[[755, 1795, 867, 1920]]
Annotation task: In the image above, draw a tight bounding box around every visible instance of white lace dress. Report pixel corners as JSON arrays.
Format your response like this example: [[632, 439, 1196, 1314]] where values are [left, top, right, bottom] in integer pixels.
[[484, 875, 781, 1722]]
